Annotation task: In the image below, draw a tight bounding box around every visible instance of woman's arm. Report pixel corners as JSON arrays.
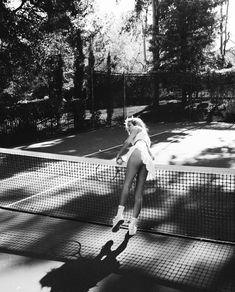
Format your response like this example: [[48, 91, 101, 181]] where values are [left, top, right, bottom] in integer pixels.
[[116, 140, 129, 164], [116, 126, 140, 163], [147, 146, 155, 160]]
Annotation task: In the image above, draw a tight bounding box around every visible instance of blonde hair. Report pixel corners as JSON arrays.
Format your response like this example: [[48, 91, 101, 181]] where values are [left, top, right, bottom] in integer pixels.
[[124, 117, 148, 133]]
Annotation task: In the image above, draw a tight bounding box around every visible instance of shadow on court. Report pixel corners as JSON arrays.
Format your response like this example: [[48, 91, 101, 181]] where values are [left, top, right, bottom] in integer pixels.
[[40, 234, 128, 292], [182, 146, 235, 168], [39, 232, 160, 292], [0, 208, 234, 292]]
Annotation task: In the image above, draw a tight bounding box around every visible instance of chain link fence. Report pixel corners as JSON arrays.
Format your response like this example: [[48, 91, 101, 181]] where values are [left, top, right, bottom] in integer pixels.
[[1, 70, 235, 146]]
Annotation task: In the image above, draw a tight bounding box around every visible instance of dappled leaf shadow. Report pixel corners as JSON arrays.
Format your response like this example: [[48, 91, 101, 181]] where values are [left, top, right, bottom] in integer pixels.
[[211, 250, 235, 291], [141, 171, 235, 242], [0, 153, 55, 180], [1, 155, 234, 243], [1, 135, 235, 291], [182, 146, 235, 168]]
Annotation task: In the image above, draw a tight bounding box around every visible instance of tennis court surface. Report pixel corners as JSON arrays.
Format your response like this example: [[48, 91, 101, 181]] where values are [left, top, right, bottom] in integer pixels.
[[0, 147, 235, 291]]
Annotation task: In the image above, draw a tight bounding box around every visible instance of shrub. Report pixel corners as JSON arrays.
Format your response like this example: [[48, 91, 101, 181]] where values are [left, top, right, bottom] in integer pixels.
[[223, 100, 235, 122]]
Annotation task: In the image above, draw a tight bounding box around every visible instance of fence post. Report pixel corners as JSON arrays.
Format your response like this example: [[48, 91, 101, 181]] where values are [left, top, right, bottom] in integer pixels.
[[123, 72, 127, 121], [88, 40, 95, 129]]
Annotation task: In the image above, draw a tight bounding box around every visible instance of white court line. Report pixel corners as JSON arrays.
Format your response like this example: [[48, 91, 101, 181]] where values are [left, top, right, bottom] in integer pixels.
[[0, 171, 37, 184], [84, 130, 169, 157], [84, 125, 202, 157], [4, 164, 113, 208], [5, 177, 80, 208], [2, 125, 205, 208]]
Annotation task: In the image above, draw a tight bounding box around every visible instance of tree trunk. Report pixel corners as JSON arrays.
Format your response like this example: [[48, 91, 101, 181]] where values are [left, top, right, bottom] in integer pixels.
[[152, 0, 160, 107]]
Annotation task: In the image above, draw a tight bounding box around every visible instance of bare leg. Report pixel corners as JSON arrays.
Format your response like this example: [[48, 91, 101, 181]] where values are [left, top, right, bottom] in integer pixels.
[[119, 150, 142, 206], [113, 149, 146, 233], [132, 164, 148, 218]]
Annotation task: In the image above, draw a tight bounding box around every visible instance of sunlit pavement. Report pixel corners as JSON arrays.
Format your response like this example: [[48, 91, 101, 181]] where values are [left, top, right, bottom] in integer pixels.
[[0, 252, 183, 292], [0, 253, 61, 292], [15, 122, 235, 169], [152, 125, 235, 168]]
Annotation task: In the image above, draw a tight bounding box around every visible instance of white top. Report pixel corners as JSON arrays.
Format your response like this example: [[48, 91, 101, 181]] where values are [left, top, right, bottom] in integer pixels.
[[131, 126, 151, 148], [126, 126, 155, 180]]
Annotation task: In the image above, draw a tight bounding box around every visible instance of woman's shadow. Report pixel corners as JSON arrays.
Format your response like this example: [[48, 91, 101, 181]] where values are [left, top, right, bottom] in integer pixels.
[[40, 232, 131, 292]]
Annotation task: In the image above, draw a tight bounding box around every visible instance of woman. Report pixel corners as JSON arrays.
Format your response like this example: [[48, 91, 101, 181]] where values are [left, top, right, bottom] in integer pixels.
[[112, 117, 155, 236]]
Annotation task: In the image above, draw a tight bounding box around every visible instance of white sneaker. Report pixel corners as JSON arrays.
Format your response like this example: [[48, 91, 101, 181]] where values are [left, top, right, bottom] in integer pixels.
[[128, 223, 137, 236], [112, 215, 124, 232]]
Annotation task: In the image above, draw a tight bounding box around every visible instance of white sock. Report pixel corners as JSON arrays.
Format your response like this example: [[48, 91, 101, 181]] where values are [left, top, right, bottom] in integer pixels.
[[116, 205, 125, 217], [130, 217, 137, 226]]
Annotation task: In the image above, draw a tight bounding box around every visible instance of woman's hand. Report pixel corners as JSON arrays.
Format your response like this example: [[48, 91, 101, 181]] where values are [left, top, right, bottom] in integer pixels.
[[116, 156, 124, 165]]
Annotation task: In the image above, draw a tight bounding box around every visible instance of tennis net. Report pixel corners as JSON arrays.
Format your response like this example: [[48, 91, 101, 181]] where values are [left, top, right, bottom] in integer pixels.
[[0, 147, 234, 243]]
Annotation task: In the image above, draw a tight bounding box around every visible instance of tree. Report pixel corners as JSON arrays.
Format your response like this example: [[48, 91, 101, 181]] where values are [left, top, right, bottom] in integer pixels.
[[0, 0, 39, 100], [84, 1, 150, 73], [70, 28, 86, 129], [134, 0, 226, 105], [0, 0, 95, 134], [159, 1, 220, 71], [159, 0, 225, 105], [106, 52, 113, 125], [46, 53, 64, 127], [218, 0, 230, 68]]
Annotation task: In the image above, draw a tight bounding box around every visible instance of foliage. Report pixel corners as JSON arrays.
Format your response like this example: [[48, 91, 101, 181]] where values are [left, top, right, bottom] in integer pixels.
[[199, 68, 235, 101], [85, 3, 149, 72], [105, 53, 113, 124], [132, 0, 230, 73], [0, 0, 90, 119], [156, 0, 222, 72], [223, 100, 235, 122], [1, 0, 235, 143]]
